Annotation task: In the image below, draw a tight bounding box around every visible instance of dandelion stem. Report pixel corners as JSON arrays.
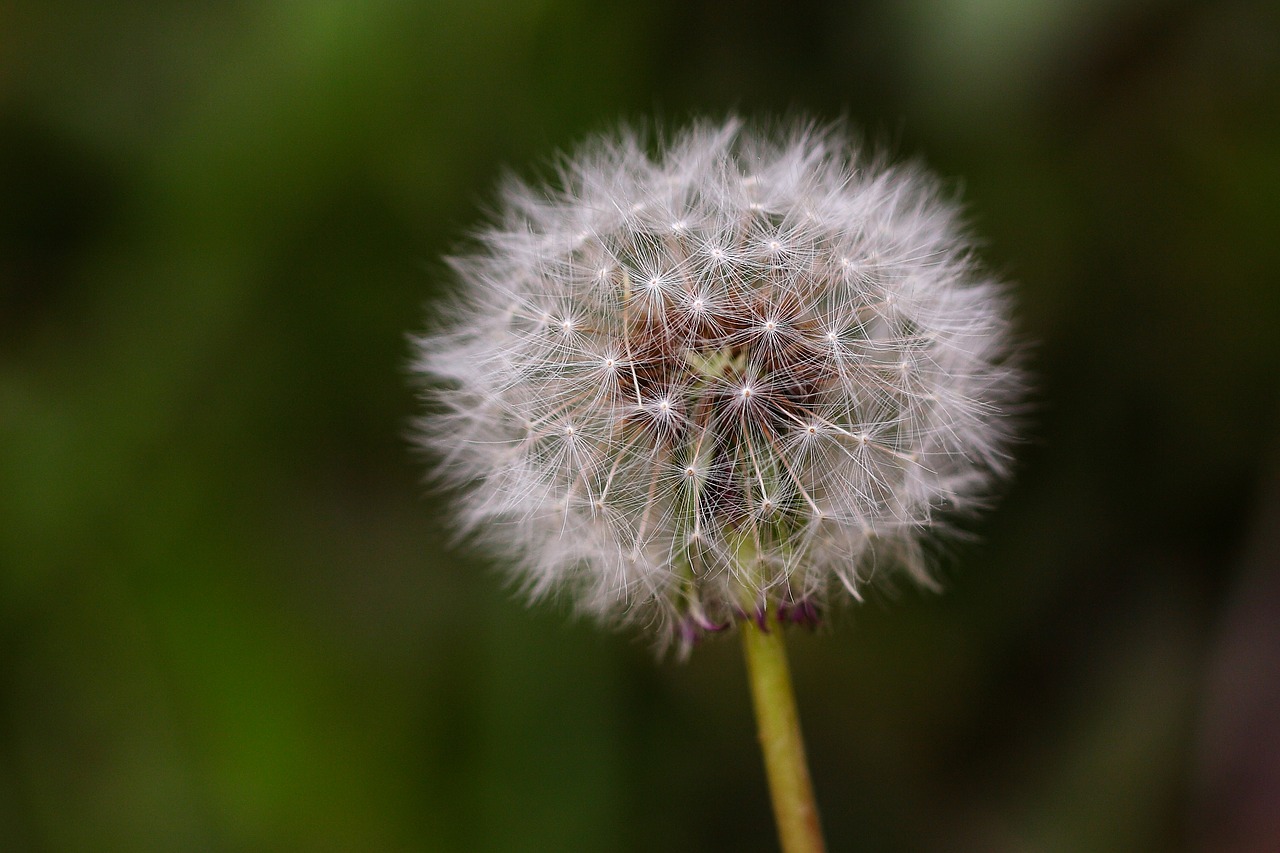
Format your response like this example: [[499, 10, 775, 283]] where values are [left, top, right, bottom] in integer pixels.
[[741, 614, 826, 853]]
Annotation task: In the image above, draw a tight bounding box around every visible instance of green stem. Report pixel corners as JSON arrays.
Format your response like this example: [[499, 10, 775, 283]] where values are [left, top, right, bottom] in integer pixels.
[[741, 614, 827, 853]]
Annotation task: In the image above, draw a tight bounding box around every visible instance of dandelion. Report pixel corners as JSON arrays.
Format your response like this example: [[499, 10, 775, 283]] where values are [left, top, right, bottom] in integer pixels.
[[411, 117, 1021, 852], [414, 117, 1019, 641]]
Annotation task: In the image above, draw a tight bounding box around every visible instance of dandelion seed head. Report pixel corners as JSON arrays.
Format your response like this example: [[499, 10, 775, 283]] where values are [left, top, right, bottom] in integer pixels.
[[412, 117, 1022, 652]]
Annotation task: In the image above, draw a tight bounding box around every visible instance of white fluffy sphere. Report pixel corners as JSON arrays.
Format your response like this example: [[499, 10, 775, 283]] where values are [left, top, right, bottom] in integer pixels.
[[413, 118, 1021, 650]]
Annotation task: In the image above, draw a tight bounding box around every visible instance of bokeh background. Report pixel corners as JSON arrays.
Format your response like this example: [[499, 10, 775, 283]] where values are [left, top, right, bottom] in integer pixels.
[[3, 1, 1279, 850]]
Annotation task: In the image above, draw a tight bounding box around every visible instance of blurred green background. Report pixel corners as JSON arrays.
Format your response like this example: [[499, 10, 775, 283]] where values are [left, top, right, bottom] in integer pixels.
[[3, 1, 1278, 850]]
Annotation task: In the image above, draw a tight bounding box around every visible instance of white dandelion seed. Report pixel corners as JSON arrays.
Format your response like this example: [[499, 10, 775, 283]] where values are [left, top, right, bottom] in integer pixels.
[[411, 117, 1022, 652]]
